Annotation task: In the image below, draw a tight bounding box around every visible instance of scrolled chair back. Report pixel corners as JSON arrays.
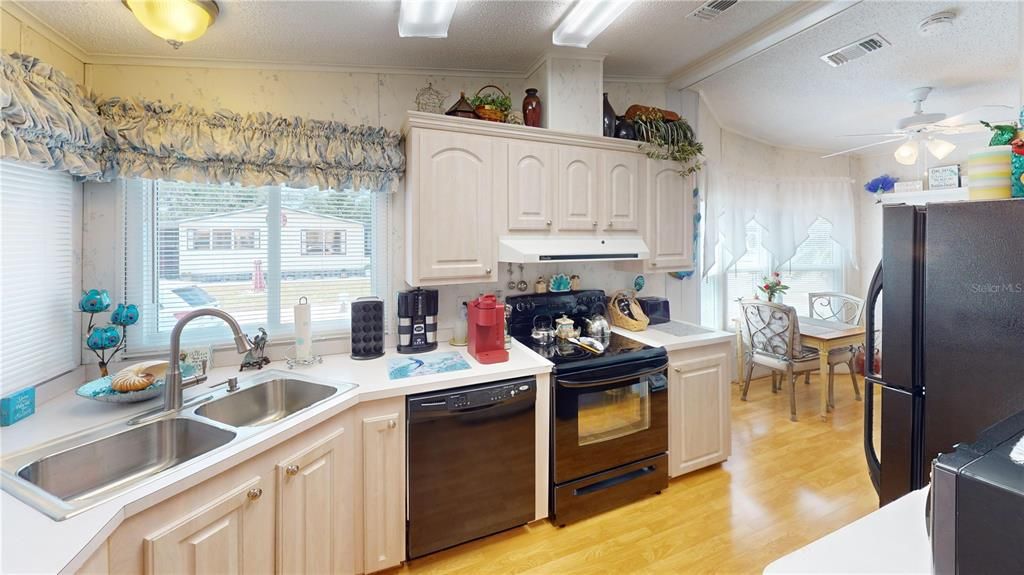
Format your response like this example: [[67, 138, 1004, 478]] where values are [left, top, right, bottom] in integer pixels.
[[808, 292, 865, 325], [739, 299, 800, 361]]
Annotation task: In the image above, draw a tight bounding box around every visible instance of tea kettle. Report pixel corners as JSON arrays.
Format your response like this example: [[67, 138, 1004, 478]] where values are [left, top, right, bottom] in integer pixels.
[[582, 304, 611, 339]]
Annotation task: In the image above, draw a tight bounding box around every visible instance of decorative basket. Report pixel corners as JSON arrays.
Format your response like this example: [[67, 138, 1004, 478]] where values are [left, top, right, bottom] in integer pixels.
[[608, 290, 650, 332], [473, 85, 508, 122]]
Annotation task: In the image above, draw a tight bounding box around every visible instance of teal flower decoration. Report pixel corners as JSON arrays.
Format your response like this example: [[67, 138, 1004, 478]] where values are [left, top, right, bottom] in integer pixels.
[[111, 303, 139, 326], [79, 289, 111, 313], [86, 326, 121, 350]]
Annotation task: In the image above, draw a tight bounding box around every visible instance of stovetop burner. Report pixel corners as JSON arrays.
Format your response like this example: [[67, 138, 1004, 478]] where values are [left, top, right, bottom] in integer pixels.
[[513, 331, 654, 366]]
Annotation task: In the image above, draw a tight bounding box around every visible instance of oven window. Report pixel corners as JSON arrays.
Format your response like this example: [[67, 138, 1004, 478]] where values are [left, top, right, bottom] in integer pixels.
[[577, 382, 650, 446]]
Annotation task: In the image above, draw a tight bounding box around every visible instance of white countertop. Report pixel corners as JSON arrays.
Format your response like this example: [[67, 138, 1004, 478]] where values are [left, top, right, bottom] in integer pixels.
[[1, 341, 552, 574], [613, 320, 734, 352], [764, 489, 933, 574]]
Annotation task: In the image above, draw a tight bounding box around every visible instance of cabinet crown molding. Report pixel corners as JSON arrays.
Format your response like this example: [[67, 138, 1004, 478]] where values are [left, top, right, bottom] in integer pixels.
[[404, 111, 642, 154]]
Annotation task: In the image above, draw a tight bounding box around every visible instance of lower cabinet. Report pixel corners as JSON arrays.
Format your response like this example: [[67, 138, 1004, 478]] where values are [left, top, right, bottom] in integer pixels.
[[667, 344, 732, 478], [144, 476, 274, 574], [359, 399, 406, 574]]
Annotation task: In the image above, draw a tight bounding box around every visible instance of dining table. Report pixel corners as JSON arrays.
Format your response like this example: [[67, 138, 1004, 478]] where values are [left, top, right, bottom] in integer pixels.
[[797, 316, 866, 421]]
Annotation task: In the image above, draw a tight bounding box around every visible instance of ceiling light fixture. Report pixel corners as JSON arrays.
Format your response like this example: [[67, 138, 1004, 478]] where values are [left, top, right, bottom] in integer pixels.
[[926, 138, 956, 160], [553, 0, 634, 48], [894, 139, 919, 166], [122, 0, 218, 49], [399, 0, 458, 38]]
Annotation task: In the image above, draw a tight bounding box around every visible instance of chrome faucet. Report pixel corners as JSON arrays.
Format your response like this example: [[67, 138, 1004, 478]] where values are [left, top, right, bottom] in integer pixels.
[[164, 308, 252, 412]]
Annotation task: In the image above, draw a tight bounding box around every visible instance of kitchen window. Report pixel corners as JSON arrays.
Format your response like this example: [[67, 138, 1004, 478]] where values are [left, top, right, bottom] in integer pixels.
[[701, 218, 845, 330], [124, 180, 388, 352]]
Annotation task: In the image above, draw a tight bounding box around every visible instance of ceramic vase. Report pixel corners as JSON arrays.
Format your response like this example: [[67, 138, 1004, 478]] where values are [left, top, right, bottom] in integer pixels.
[[523, 88, 542, 128], [602, 93, 615, 138], [614, 116, 637, 140]]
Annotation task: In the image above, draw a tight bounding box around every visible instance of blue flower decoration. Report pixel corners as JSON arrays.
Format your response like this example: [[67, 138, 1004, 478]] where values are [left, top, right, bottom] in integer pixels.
[[111, 303, 139, 326], [86, 326, 121, 350], [79, 289, 112, 313], [102, 326, 122, 348], [864, 174, 899, 194]]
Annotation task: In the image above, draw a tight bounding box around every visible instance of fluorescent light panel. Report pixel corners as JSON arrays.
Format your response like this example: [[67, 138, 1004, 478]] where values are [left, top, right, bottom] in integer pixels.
[[399, 0, 458, 38], [553, 0, 634, 48]]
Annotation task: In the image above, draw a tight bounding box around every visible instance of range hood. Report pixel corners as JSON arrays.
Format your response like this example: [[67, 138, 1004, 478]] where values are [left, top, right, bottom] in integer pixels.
[[498, 236, 650, 263]]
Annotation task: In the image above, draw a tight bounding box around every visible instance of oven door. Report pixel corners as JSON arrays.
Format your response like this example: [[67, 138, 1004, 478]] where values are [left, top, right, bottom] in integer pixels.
[[553, 356, 669, 484]]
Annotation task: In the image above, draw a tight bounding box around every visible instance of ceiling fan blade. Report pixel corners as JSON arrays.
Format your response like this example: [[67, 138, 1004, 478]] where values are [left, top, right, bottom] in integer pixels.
[[839, 132, 905, 138], [934, 105, 1015, 129], [821, 137, 907, 159], [928, 123, 991, 135]]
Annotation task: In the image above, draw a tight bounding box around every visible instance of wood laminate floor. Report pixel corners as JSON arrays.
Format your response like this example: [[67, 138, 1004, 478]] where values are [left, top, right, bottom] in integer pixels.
[[396, 373, 881, 575]]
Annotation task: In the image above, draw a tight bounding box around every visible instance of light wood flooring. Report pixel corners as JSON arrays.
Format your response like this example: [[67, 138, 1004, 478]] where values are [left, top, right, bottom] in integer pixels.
[[396, 373, 881, 574]]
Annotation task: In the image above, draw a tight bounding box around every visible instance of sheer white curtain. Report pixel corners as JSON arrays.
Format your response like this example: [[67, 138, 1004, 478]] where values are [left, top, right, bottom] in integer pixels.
[[703, 167, 858, 276]]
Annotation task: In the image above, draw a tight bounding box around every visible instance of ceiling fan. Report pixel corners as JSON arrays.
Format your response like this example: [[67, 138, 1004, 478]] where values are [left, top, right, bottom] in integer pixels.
[[822, 87, 1015, 164]]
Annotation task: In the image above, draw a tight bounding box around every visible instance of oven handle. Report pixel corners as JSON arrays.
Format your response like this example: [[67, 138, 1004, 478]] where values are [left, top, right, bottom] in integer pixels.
[[557, 364, 668, 389]]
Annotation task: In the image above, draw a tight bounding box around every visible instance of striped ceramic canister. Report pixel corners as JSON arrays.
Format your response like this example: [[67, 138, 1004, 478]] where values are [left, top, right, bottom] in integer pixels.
[[968, 145, 1012, 200]]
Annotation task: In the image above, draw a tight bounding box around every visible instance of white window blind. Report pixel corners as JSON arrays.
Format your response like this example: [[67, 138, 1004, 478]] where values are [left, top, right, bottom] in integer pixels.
[[701, 218, 844, 329], [124, 180, 386, 352], [0, 161, 77, 392]]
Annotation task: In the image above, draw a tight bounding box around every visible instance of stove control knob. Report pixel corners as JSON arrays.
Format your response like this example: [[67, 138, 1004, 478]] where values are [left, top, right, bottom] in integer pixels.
[[516, 302, 525, 312]]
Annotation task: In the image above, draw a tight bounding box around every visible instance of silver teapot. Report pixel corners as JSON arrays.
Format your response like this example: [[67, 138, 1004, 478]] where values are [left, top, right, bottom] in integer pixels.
[[582, 306, 611, 340]]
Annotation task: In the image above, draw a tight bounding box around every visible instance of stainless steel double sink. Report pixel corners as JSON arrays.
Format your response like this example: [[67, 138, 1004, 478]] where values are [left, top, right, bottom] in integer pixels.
[[1, 371, 355, 520]]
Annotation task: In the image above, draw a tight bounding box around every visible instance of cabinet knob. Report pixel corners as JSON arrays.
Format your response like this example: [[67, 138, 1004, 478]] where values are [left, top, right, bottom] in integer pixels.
[[485, 268, 492, 275], [388, 419, 397, 429], [247, 487, 263, 501], [592, 221, 598, 227], [651, 262, 657, 267], [285, 464, 300, 476], [608, 221, 614, 228], [546, 220, 552, 226], [674, 368, 682, 373]]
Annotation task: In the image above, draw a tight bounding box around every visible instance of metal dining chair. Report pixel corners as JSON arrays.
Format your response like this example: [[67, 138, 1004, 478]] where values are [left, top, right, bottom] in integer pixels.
[[739, 300, 824, 422], [807, 292, 865, 404]]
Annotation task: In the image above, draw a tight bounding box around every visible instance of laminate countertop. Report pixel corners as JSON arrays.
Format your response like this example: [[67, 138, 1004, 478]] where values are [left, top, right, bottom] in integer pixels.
[[612, 320, 734, 352], [1, 341, 553, 574]]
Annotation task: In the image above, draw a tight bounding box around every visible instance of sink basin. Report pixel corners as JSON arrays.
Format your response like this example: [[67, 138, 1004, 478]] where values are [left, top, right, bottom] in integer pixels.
[[4, 418, 235, 519], [194, 378, 341, 428]]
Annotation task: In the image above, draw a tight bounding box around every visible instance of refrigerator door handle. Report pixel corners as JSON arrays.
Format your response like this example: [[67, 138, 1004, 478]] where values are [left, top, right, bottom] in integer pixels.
[[863, 263, 883, 494]]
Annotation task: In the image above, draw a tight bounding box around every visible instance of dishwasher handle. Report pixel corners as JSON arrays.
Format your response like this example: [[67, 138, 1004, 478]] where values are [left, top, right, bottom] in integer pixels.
[[407, 377, 537, 420]]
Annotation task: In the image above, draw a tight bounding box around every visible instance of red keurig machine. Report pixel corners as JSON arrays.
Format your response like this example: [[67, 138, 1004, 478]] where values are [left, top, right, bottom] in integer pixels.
[[467, 294, 508, 364]]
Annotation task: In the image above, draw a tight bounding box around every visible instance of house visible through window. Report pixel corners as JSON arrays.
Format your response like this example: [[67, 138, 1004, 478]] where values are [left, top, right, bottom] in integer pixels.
[[125, 180, 386, 351]]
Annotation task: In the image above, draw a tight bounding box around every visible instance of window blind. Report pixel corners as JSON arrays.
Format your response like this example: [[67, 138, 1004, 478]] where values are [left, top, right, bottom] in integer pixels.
[[124, 181, 385, 351], [0, 161, 77, 393]]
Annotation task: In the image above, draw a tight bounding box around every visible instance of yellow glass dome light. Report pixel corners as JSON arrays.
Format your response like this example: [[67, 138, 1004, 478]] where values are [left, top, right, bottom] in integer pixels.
[[123, 0, 219, 49]]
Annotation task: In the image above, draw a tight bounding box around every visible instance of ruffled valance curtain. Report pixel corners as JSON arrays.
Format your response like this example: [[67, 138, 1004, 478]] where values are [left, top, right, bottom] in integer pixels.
[[1, 52, 404, 194], [703, 165, 858, 276], [0, 53, 106, 178]]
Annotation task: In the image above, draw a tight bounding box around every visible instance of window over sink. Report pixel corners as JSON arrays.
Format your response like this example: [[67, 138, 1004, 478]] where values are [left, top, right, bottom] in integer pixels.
[[124, 180, 388, 352]]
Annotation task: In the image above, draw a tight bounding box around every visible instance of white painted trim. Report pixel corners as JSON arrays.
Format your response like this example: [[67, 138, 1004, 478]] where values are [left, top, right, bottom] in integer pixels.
[[668, 0, 861, 89], [3, 1, 89, 62], [604, 74, 669, 84]]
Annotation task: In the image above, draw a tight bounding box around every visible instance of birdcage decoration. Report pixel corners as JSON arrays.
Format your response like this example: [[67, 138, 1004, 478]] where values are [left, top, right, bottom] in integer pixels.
[[414, 82, 448, 114]]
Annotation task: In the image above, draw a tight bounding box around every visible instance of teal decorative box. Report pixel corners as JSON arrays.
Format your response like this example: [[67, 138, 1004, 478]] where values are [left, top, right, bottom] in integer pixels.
[[1, 387, 36, 426]]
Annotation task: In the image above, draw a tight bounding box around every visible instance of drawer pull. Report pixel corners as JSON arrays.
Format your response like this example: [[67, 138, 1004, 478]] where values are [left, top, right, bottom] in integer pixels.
[[285, 464, 300, 476], [247, 487, 263, 501]]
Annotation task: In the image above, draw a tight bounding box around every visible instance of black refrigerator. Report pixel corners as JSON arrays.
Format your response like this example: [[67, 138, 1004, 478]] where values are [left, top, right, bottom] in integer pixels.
[[863, 199, 1024, 506]]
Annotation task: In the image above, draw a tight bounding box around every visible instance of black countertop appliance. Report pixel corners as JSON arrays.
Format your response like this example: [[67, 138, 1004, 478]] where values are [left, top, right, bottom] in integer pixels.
[[931, 408, 1024, 574], [397, 288, 438, 354], [863, 200, 1024, 506]]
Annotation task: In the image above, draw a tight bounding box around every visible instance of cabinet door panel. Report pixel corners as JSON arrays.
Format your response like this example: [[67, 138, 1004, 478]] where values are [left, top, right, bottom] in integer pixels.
[[557, 147, 600, 231], [362, 412, 404, 573], [278, 428, 352, 575], [646, 161, 694, 271], [669, 353, 730, 477], [413, 130, 495, 282], [601, 152, 641, 231], [508, 141, 556, 231], [145, 476, 272, 575]]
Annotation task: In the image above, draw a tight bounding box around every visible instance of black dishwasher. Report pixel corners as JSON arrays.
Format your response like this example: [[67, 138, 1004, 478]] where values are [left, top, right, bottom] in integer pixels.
[[407, 377, 536, 559]]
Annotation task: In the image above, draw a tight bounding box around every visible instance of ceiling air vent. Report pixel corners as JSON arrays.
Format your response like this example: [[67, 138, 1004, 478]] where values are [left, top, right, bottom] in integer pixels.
[[687, 0, 739, 22], [820, 34, 890, 68]]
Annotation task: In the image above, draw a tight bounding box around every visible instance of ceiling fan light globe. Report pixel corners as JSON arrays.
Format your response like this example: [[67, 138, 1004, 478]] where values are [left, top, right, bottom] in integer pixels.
[[894, 141, 919, 165], [123, 0, 218, 46], [926, 138, 956, 160]]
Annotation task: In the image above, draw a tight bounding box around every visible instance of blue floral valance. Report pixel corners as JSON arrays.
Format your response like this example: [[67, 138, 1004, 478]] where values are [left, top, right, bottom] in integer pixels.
[[0, 52, 405, 194], [0, 53, 106, 179]]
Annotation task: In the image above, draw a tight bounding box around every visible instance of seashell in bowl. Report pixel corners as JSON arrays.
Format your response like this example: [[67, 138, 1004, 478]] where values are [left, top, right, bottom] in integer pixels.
[[111, 360, 169, 392]]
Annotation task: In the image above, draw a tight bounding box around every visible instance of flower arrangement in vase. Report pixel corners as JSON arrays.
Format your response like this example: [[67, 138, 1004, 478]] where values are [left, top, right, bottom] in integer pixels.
[[79, 289, 139, 376], [757, 272, 789, 303]]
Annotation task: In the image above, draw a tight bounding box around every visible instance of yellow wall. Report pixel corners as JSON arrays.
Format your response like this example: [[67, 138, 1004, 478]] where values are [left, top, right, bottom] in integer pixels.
[[1, 7, 85, 84]]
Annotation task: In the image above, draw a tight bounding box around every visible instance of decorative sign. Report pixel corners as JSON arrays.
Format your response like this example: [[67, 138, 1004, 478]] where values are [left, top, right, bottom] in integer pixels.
[[894, 180, 924, 193], [928, 164, 961, 190]]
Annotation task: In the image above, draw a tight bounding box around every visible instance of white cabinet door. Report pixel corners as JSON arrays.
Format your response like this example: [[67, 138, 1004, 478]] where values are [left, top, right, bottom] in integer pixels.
[[668, 352, 731, 478], [600, 151, 641, 232], [646, 160, 695, 272], [507, 141, 557, 231], [408, 129, 497, 284], [556, 147, 600, 231], [277, 428, 353, 575], [362, 411, 404, 573], [144, 476, 273, 575]]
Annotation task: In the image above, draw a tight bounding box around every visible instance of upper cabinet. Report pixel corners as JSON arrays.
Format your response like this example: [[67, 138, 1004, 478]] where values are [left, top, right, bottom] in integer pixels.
[[406, 129, 498, 286], [507, 141, 557, 231], [645, 160, 695, 272], [600, 151, 641, 232], [556, 147, 601, 232]]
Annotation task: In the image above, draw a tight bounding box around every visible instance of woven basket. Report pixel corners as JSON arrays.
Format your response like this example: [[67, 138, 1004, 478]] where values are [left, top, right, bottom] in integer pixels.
[[473, 85, 508, 122], [608, 290, 649, 332]]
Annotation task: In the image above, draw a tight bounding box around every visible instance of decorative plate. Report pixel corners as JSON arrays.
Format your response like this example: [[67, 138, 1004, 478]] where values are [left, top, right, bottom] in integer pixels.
[[549, 273, 571, 292], [76, 363, 196, 404]]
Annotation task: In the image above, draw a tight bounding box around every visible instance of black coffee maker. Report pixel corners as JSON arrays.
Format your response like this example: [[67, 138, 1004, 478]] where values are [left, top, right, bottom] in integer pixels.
[[397, 288, 438, 354]]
